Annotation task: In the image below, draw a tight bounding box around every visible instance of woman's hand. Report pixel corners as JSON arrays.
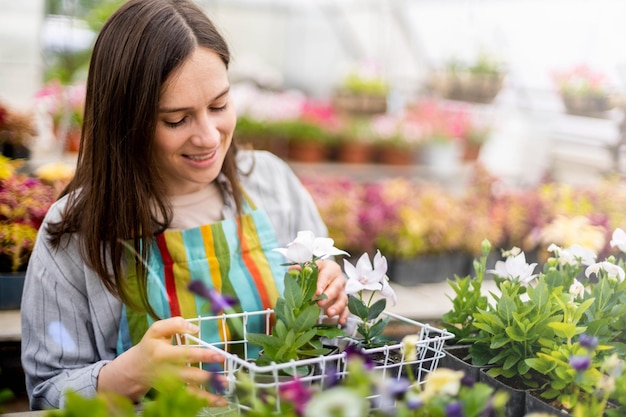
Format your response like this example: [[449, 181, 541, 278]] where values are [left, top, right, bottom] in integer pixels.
[[315, 259, 349, 325], [98, 316, 227, 406]]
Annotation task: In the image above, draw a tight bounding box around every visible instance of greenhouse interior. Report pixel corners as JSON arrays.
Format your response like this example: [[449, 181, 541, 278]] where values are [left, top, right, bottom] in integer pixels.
[[2, 0, 626, 416]]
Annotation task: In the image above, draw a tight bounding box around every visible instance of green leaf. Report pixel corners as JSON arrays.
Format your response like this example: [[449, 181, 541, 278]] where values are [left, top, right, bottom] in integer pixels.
[[548, 322, 578, 340], [348, 295, 369, 319], [283, 274, 303, 309], [297, 347, 331, 357], [367, 317, 389, 339], [274, 298, 292, 327], [294, 328, 318, 348], [526, 357, 555, 374], [273, 319, 287, 341], [505, 324, 527, 342], [315, 326, 346, 339], [292, 304, 322, 332], [502, 352, 520, 370], [246, 333, 277, 349], [491, 333, 510, 349], [367, 298, 387, 321]]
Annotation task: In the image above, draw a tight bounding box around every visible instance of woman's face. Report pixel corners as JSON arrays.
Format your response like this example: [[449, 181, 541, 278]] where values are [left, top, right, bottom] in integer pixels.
[[154, 47, 236, 196]]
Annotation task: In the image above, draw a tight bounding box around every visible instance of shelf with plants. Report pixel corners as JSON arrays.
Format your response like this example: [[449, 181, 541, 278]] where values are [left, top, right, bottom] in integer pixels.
[[302, 165, 626, 288], [0, 157, 72, 310], [233, 83, 493, 170]]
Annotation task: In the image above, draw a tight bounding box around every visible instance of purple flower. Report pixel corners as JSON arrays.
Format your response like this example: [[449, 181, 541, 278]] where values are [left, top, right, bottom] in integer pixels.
[[187, 280, 238, 315], [344, 344, 375, 369], [445, 401, 463, 417], [461, 373, 475, 387], [279, 378, 312, 416], [406, 397, 423, 410], [386, 377, 411, 400], [578, 333, 598, 351], [322, 367, 340, 388], [206, 372, 226, 395], [569, 355, 591, 372]]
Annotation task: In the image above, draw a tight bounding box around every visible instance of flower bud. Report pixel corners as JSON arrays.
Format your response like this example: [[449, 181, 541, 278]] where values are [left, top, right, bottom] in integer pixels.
[[569, 355, 591, 372], [481, 239, 491, 256]]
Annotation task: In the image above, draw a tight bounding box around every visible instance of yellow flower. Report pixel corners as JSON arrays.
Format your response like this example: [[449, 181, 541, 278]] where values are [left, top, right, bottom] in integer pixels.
[[420, 368, 464, 401], [34, 162, 76, 183], [540, 215, 606, 253], [401, 335, 420, 362], [0, 155, 20, 180]]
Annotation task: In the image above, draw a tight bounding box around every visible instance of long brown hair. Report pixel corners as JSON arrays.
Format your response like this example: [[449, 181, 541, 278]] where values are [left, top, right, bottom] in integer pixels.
[[48, 0, 243, 315]]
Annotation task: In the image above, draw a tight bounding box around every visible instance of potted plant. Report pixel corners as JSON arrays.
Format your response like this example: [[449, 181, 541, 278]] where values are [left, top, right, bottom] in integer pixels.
[[246, 231, 348, 375], [36, 80, 86, 153], [0, 157, 59, 310], [0, 102, 37, 159], [552, 64, 617, 117], [342, 250, 398, 350], [429, 53, 506, 104], [333, 117, 377, 164], [369, 114, 422, 165], [276, 118, 335, 163], [333, 63, 389, 115], [446, 232, 626, 417], [405, 99, 469, 175], [437, 240, 493, 382]]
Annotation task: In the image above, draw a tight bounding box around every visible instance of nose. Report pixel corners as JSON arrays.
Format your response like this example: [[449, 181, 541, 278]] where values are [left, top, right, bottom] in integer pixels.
[[191, 111, 221, 147]]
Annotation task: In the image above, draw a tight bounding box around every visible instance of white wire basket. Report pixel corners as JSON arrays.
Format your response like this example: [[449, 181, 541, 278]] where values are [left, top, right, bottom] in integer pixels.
[[178, 309, 453, 413]]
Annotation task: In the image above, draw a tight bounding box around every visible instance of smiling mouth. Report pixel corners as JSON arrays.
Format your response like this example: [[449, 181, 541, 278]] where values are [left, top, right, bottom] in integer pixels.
[[184, 151, 216, 161]]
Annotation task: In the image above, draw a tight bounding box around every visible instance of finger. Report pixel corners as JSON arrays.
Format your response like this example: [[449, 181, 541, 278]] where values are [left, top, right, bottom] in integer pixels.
[[338, 304, 350, 325], [164, 345, 225, 366], [323, 293, 348, 318], [188, 385, 229, 407], [315, 260, 341, 295], [148, 316, 199, 339], [185, 347, 226, 365], [316, 274, 345, 308], [178, 366, 215, 386]]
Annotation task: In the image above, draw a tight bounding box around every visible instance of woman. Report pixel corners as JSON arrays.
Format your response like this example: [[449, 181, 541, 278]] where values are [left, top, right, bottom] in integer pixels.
[[21, 0, 348, 410]]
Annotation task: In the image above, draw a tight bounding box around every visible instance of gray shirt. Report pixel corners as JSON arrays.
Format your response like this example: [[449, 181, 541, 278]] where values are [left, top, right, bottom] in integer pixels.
[[20, 150, 327, 410]]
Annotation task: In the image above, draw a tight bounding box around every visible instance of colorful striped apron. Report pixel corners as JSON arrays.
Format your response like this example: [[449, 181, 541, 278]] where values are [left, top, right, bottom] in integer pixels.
[[116, 201, 286, 358]]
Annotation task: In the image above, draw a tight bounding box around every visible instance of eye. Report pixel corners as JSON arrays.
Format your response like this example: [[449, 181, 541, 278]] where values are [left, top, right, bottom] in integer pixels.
[[210, 103, 228, 112], [164, 117, 187, 128]]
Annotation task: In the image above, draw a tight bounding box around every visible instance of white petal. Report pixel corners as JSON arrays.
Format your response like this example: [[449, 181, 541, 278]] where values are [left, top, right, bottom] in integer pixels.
[[380, 279, 397, 306], [345, 279, 365, 295], [312, 237, 349, 258], [585, 263, 600, 278], [354, 252, 373, 275], [343, 258, 359, 281], [287, 241, 314, 263]]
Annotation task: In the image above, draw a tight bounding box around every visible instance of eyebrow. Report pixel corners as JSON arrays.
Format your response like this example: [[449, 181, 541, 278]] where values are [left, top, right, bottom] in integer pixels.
[[158, 86, 230, 113]]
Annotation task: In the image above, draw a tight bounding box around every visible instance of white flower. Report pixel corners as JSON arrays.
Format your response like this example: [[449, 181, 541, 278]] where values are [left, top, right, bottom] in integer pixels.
[[568, 279, 585, 300], [274, 230, 348, 264], [488, 252, 538, 286], [610, 228, 626, 253], [585, 261, 625, 282], [547, 243, 596, 266], [344, 250, 397, 306], [304, 387, 369, 417]]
